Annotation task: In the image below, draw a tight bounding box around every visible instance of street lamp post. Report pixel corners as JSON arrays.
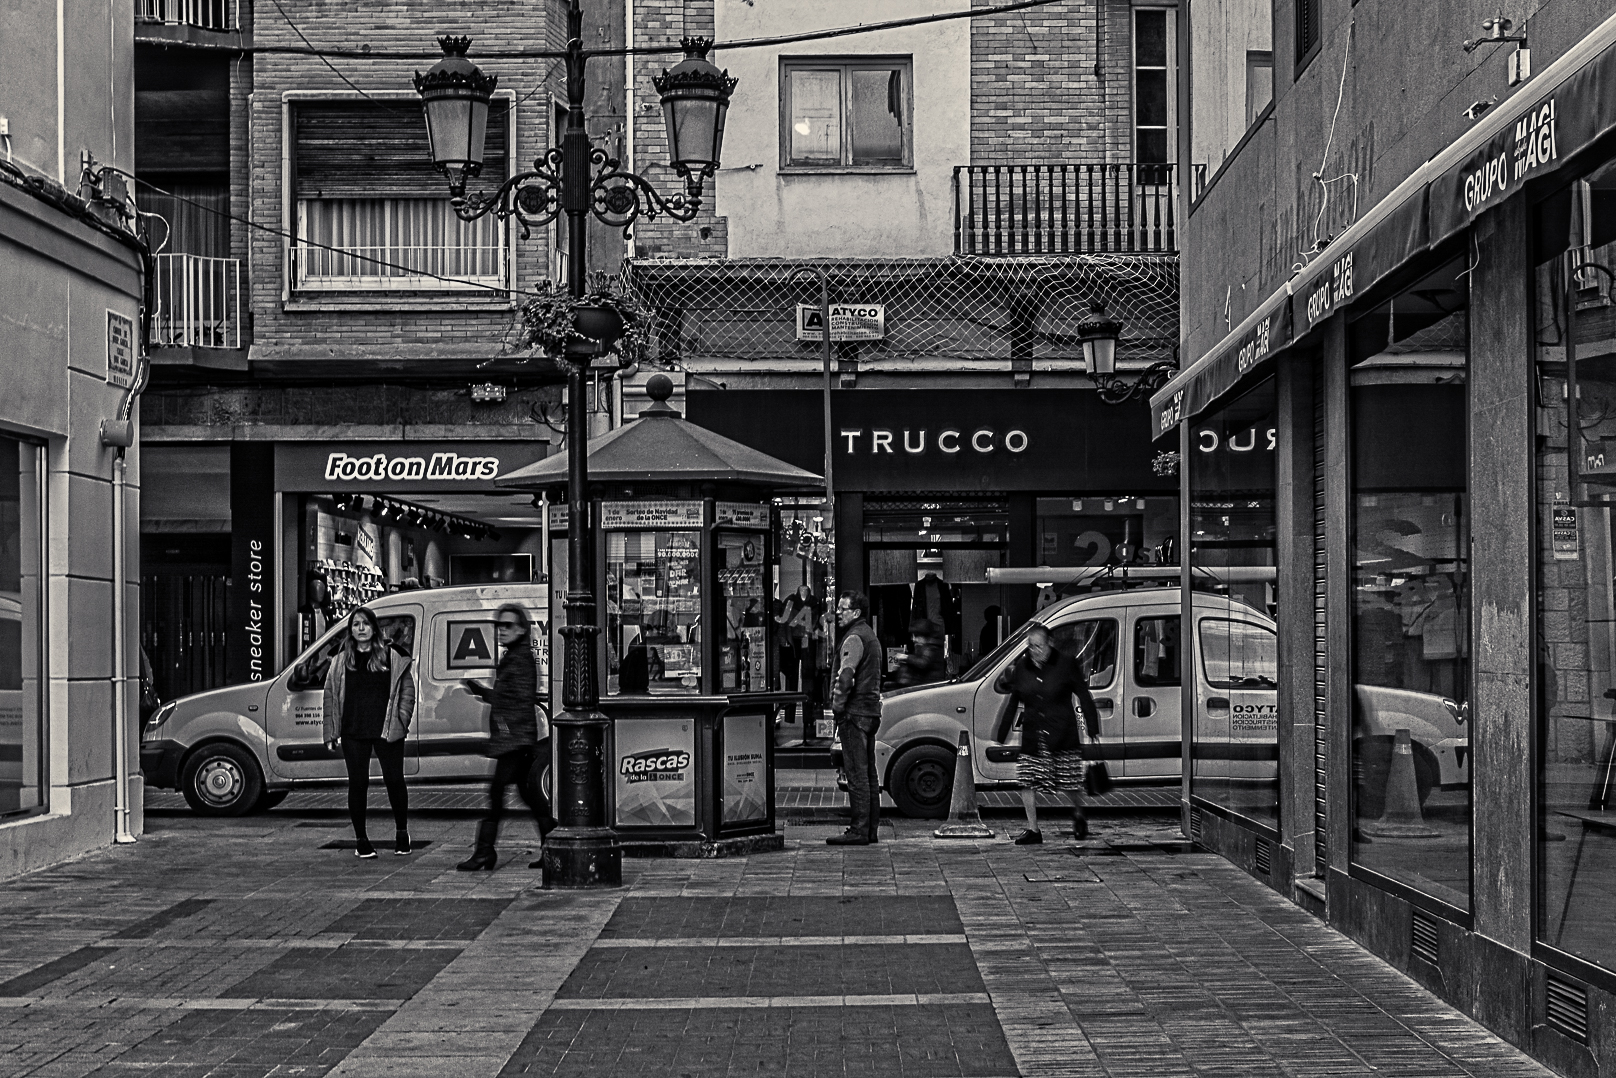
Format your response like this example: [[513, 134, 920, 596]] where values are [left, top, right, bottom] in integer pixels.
[[1077, 300, 1177, 405], [414, 12, 736, 888]]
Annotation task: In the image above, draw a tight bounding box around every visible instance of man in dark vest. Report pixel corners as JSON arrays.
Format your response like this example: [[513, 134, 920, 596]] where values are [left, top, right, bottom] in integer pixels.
[[828, 590, 884, 846]]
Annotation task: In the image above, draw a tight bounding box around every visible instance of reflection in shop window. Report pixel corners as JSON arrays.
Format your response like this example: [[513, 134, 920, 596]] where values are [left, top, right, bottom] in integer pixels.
[[0, 437, 45, 818], [1133, 616, 1181, 687], [1188, 377, 1278, 827], [1348, 256, 1472, 912], [1534, 155, 1616, 976]]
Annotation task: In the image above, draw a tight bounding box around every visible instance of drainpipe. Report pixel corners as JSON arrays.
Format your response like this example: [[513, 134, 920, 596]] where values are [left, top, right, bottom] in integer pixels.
[[101, 354, 149, 846]]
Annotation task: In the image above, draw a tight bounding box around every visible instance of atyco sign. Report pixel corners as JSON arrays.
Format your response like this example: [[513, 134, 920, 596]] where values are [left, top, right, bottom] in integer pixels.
[[796, 303, 886, 342]]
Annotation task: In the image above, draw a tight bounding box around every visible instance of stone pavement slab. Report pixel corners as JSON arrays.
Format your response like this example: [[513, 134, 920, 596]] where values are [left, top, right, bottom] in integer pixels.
[[0, 801, 1565, 1078]]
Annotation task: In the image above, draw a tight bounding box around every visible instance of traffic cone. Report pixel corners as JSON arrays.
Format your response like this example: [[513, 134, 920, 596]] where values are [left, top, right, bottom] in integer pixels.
[[1361, 728, 1440, 838], [935, 730, 994, 838]]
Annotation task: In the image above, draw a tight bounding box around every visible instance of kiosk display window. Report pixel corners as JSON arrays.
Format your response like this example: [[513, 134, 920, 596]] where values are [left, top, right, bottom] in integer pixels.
[[608, 530, 702, 695], [717, 533, 769, 692]]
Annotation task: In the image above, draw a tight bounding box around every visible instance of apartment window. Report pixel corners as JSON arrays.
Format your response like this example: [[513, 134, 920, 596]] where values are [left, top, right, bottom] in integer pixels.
[[780, 58, 912, 169], [1245, 52, 1274, 127], [1133, 9, 1174, 166], [1295, 0, 1321, 73], [290, 99, 510, 291]]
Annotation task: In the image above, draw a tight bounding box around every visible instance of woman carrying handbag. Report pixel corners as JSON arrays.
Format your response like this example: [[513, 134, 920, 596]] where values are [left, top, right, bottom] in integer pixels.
[[456, 604, 555, 871], [993, 624, 1101, 844]]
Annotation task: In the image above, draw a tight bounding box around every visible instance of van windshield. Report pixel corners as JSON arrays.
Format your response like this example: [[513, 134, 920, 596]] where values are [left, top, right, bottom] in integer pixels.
[[961, 620, 1038, 683]]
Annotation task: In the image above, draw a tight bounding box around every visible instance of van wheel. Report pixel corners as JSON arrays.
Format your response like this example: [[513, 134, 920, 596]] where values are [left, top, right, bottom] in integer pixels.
[[180, 743, 264, 817], [889, 744, 956, 819], [254, 789, 290, 813]]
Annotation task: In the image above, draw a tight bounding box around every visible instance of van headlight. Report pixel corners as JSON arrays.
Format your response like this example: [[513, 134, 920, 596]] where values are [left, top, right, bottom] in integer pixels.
[[142, 701, 176, 741]]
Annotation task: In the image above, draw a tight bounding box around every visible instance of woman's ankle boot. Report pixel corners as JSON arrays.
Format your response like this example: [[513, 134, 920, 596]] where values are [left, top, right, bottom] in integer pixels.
[[456, 820, 499, 871]]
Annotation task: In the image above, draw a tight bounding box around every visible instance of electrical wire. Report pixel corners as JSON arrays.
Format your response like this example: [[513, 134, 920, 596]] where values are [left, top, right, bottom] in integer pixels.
[[138, 0, 1070, 61], [1308, 20, 1356, 256]]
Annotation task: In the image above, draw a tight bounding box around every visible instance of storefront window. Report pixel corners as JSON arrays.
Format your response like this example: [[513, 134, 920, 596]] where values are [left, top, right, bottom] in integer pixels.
[[1534, 155, 1616, 973], [607, 530, 701, 695], [0, 437, 45, 817], [1348, 256, 1471, 911], [1188, 377, 1278, 826]]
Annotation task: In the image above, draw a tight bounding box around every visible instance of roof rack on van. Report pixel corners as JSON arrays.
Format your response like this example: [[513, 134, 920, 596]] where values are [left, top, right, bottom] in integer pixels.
[[985, 565, 1276, 587]]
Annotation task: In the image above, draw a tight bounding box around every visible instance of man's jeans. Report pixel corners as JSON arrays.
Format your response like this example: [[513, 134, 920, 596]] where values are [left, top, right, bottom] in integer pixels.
[[837, 713, 881, 839]]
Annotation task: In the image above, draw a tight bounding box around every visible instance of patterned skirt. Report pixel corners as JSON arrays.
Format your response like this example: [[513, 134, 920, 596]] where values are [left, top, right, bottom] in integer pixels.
[[1016, 741, 1085, 794]]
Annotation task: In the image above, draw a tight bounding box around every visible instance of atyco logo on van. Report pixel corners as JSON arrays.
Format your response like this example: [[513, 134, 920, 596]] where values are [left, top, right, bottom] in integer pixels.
[[620, 748, 691, 783], [323, 452, 501, 482]]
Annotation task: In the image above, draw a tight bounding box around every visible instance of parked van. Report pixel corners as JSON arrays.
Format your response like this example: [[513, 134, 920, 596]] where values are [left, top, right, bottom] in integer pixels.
[[872, 587, 1281, 817], [141, 584, 549, 815]]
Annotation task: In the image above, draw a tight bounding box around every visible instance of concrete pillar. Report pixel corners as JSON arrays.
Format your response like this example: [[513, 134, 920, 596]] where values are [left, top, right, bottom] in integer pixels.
[[1275, 353, 1317, 873], [1469, 197, 1533, 951], [1322, 315, 1353, 876]]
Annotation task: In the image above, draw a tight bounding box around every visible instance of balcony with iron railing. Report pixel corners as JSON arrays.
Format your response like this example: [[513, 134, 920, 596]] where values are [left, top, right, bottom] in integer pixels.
[[151, 253, 243, 351], [953, 162, 1204, 256], [135, 0, 241, 36]]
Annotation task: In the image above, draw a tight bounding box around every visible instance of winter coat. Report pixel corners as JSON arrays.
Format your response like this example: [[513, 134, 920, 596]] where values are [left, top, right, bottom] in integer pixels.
[[993, 646, 1098, 754], [322, 645, 416, 744], [466, 637, 544, 757]]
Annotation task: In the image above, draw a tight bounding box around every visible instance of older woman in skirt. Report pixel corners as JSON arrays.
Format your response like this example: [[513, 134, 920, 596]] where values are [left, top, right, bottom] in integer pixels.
[[994, 623, 1100, 844]]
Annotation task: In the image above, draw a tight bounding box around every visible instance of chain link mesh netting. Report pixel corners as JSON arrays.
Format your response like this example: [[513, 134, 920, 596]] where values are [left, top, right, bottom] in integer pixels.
[[618, 254, 1178, 367]]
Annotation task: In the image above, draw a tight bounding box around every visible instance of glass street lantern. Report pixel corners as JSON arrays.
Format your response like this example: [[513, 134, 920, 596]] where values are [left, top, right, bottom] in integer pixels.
[[653, 38, 738, 180], [1078, 301, 1123, 376], [414, 37, 498, 187]]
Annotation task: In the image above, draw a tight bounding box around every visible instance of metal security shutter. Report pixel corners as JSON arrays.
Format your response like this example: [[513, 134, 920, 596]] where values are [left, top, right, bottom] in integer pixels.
[[1313, 373, 1328, 876], [293, 100, 510, 200]]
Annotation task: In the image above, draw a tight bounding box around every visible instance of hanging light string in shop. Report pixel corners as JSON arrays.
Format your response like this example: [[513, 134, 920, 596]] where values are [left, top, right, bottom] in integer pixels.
[[332, 493, 501, 542]]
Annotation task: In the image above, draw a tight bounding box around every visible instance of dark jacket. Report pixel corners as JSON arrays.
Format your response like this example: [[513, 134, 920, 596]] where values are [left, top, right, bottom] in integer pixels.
[[466, 637, 542, 757], [993, 646, 1098, 753], [897, 637, 947, 688], [831, 617, 883, 720], [322, 645, 415, 744]]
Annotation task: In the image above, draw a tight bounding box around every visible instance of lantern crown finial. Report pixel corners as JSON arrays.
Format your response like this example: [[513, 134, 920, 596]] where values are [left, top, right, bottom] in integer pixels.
[[652, 40, 738, 98], [413, 35, 499, 97]]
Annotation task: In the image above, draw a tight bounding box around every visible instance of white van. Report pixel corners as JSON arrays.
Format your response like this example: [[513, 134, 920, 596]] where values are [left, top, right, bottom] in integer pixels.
[[871, 587, 1281, 817], [142, 584, 550, 815]]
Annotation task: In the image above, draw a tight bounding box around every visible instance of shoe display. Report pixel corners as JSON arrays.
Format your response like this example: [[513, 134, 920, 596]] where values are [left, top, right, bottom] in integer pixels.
[[1013, 829, 1043, 845], [826, 830, 871, 846], [394, 830, 412, 855], [355, 838, 377, 859]]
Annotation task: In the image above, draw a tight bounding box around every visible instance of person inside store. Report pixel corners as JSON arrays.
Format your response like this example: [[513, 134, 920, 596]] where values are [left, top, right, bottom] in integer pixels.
[[455, 603, 555, 871], [993, 623, 1099, 844], [776, 585, 818, 722], [322, 607, 415, 858], [895, 618, 948, 688], [827, 590, 884, 846]]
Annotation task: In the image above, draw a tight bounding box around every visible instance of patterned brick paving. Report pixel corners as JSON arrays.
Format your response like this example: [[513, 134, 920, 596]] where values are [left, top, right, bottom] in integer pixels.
[[0, 798, 1560, 1078]]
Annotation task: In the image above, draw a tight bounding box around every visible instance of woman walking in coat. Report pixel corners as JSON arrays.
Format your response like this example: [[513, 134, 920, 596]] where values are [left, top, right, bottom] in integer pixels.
[[323, 607, 415, 858], [994, 624, 1099, 844], [457, 603, 555, 871]]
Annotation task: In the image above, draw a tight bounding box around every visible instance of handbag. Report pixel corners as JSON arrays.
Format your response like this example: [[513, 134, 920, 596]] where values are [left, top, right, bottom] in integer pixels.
[[1084, 735, 1114, 796]]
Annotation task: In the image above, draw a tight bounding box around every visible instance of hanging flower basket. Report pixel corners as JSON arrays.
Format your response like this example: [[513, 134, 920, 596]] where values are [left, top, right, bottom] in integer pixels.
[[516, 278, 649, 364]]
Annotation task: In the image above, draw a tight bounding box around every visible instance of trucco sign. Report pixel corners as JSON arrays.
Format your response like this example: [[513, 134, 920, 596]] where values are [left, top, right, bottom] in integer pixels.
[[274, 441, 548, 492]]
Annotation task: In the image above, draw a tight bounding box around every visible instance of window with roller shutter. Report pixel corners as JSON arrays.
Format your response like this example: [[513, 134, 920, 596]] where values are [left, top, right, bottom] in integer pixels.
[[289, 98, 513, 291]]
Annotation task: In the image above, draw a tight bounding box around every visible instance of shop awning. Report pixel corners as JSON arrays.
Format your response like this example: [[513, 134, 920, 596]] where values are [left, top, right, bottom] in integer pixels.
[[1152, 9, 1616, 439]]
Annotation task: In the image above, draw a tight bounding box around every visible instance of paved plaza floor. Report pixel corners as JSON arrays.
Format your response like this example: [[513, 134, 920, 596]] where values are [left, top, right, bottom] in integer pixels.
[[0, 792, 1559, 1078]]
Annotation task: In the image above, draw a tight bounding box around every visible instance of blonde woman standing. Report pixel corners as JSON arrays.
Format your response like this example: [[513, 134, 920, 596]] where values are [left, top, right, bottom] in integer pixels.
[[323, 607, 415, 858]]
